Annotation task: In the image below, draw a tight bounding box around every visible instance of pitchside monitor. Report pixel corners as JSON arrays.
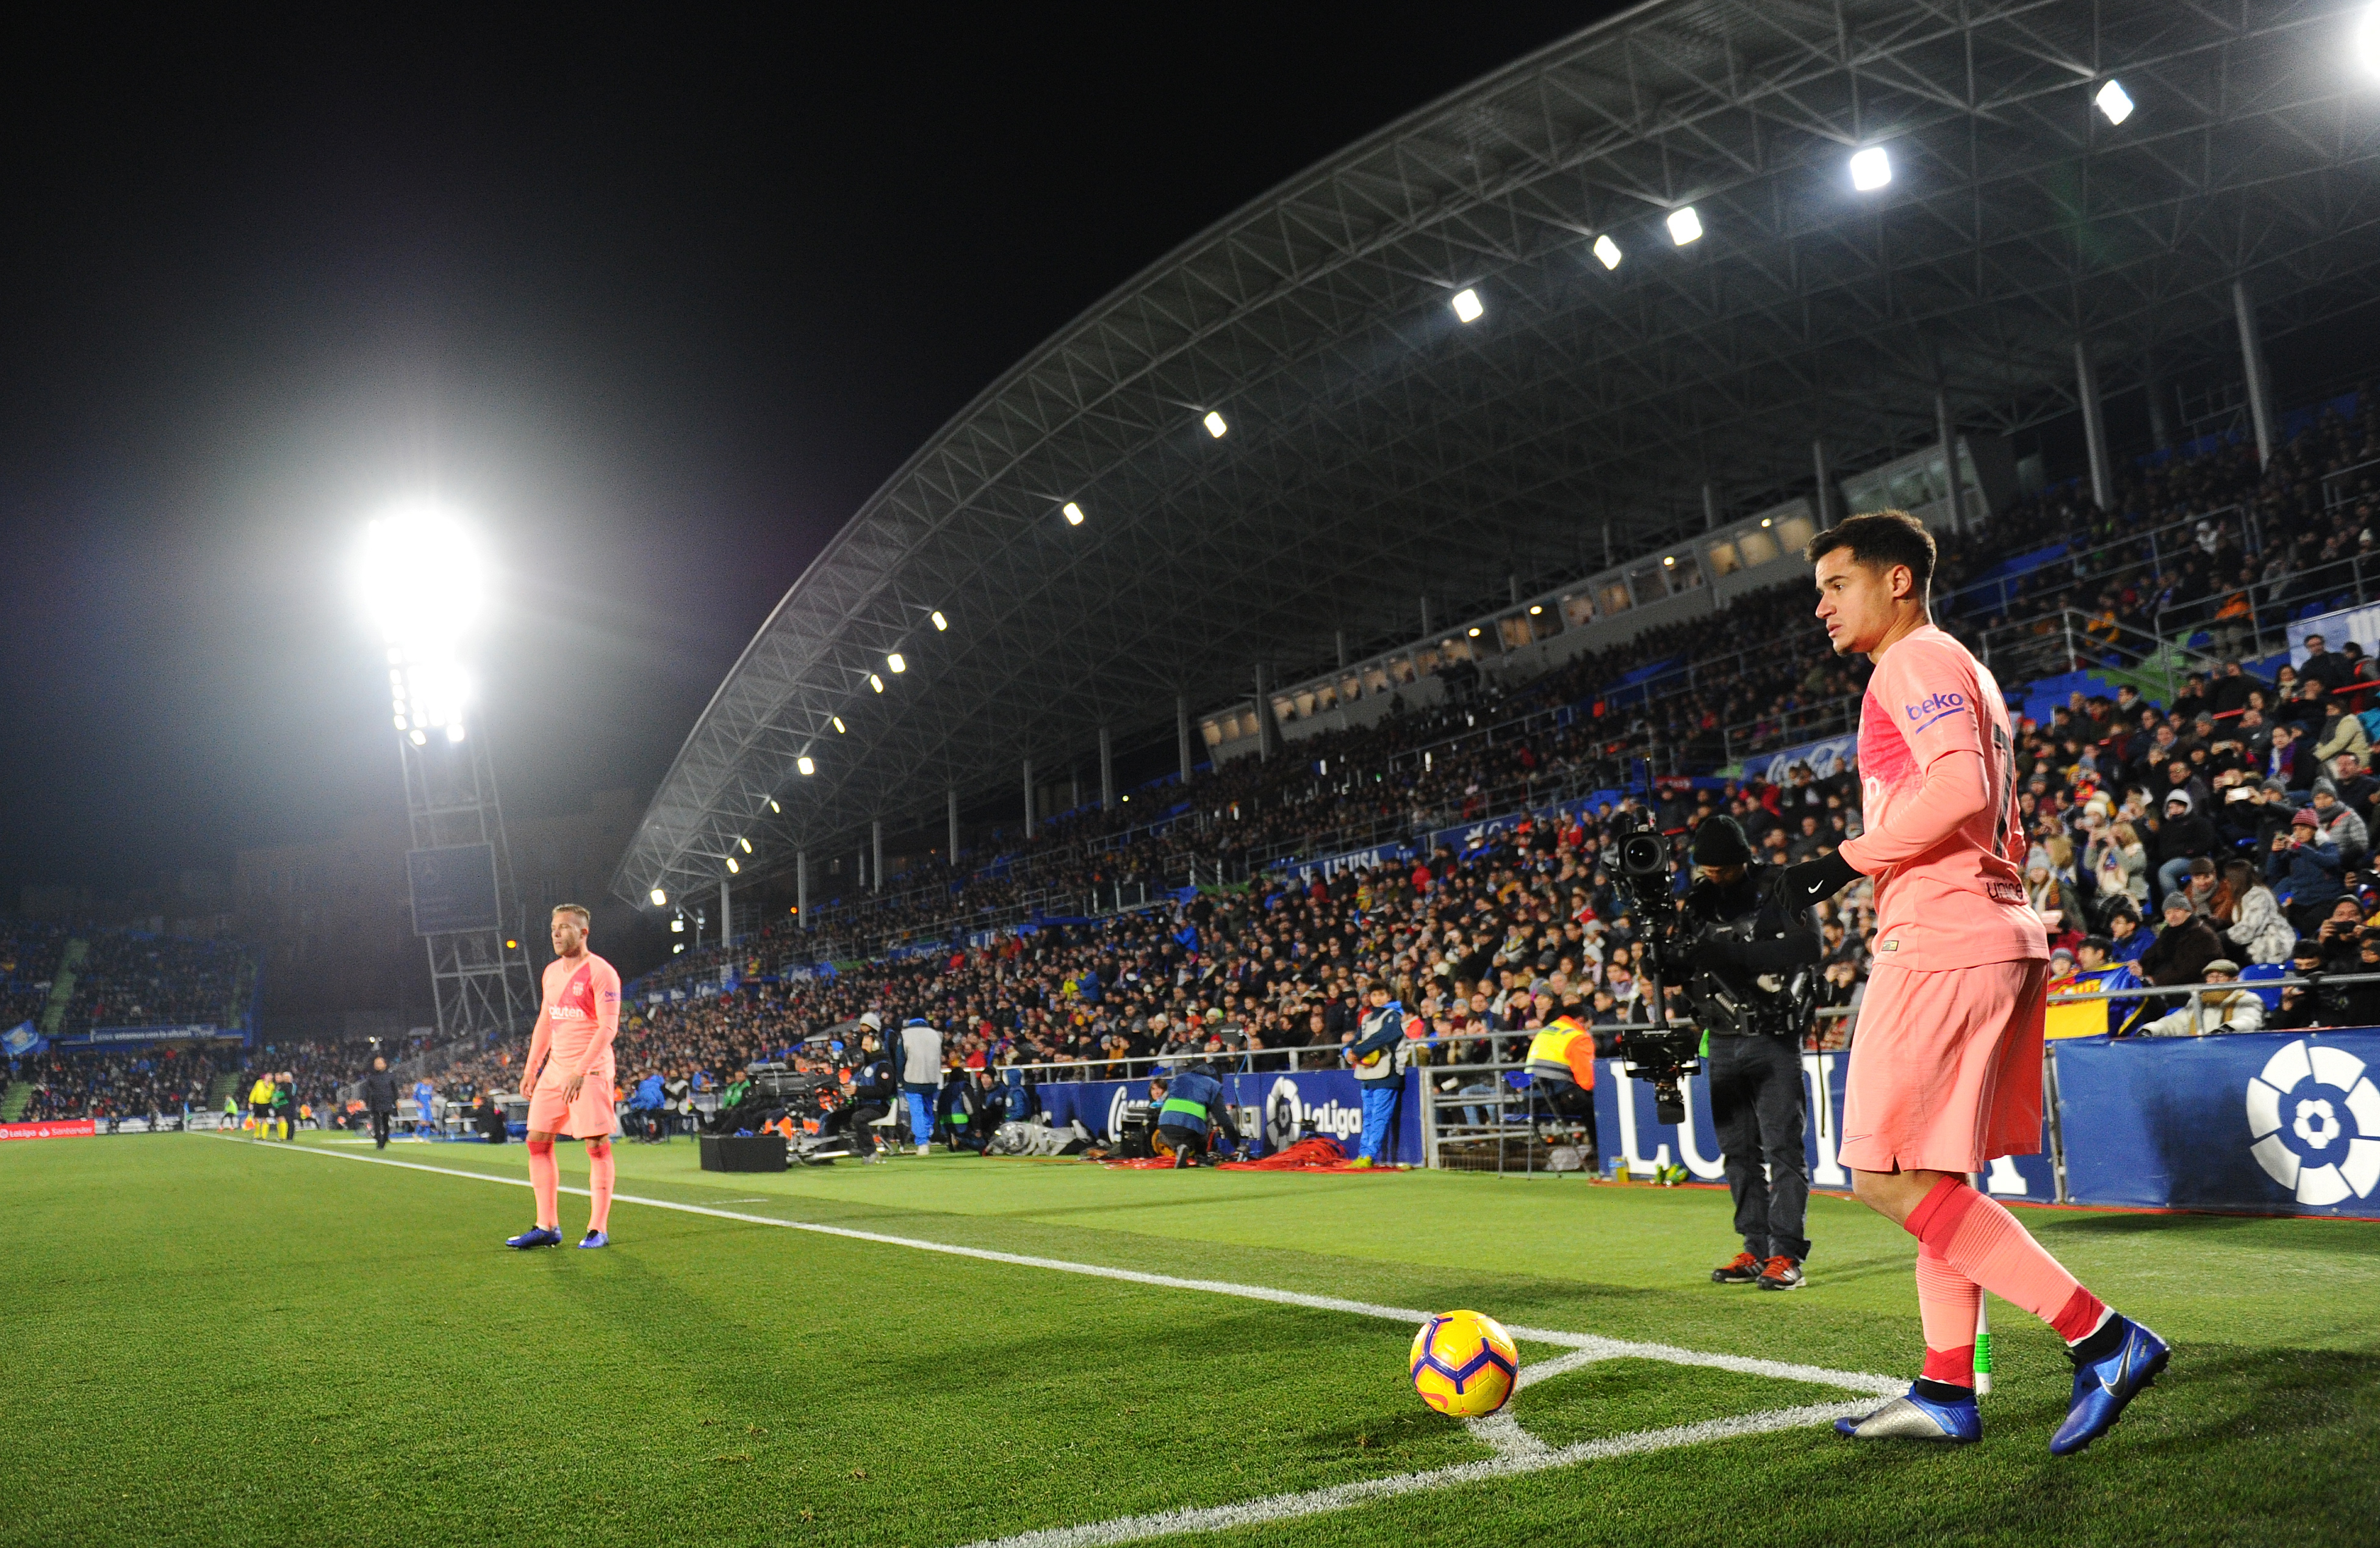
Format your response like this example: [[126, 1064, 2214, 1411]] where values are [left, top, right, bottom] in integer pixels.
[[406, 843, 501, 936]]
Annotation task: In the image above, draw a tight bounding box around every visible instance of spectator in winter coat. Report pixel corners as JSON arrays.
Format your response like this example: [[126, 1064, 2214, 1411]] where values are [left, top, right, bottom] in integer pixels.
[[2134, 960, 2265, 1037], [2105, 907, 2152, 964], [2213, 859, 2297, 965], [2310, 779, 2369, 866], [2331, 752, 2380, 818], [2268, 812, 2346, 933], [2140, 895, 2223, 988], [2152, 791, 2216, 905]]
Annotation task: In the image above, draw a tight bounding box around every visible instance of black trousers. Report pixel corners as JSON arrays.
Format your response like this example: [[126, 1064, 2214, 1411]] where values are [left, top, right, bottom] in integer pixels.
[[1531, 1077, 1598, 1164], [370, 1109, 392, 1147], [1705, 1033, 1811, 1261]]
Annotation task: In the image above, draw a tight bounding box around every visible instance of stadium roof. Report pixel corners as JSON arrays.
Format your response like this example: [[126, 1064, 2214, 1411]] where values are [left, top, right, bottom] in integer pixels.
[[616, 0, 2380, 909]]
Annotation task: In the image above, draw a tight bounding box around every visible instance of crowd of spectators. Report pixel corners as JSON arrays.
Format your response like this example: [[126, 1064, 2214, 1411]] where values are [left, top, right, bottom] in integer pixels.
[[59, 932, 257, 1036]]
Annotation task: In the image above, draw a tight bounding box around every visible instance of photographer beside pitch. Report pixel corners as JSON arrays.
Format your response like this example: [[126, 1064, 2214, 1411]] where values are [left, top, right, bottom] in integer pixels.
[[1678, 815, 1822, 1292], [1787, 511, 2166, 1454]]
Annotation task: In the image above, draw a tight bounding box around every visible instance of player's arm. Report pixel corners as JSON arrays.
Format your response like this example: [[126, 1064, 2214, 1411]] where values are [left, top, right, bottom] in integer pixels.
[[1838, 648, 1996, 873], [523, 984, 553, 1093]]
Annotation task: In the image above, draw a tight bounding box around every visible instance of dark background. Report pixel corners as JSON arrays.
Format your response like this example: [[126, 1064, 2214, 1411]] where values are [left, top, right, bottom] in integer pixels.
[[0, 4, 1617, 903]]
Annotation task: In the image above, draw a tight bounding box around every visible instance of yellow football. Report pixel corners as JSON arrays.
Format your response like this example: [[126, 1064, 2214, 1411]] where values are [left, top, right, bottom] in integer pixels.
[[1408, 1309, 1519, 1417]]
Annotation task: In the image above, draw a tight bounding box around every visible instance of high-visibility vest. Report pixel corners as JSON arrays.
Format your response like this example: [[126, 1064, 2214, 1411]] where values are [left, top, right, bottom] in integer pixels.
[[1525, 1024, 1596, 1089]]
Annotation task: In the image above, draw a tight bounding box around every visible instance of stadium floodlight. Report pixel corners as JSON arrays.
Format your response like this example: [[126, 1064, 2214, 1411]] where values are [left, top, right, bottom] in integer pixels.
[[1062, 500, 1085, 525], [650, 888, 667, 906], [768, 797, 780, 813], [726, 856, 740, 874], [930, 610, 948, 631], [359, 497, 485, 745], [887, 652, 906, 673], [738, 837, 752, 853], [1528, 604, 1542, 615], [2362, 2, 2380, 76], [869, 673, 885, 692], [2095, 79, 2134, 124], [1667, 207, 1703, 245], [797, 755, 815, 776], [670, 916, 684, 932], [1592, 234, 1622, 270], [1467, 625, 1481, 636], [1450, 287, 1484, 323], [1849, 146, 1891, 191], [832, 715, 846, 733], [1203, 410, 1228, 438]]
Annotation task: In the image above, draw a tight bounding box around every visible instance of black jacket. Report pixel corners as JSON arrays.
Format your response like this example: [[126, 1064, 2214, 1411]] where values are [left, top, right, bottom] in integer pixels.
[[362, 1071, 398, 1112], [1680, 863, 1822, 1034]]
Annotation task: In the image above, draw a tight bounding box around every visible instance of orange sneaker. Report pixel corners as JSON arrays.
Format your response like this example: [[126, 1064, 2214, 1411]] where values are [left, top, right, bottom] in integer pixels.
[[1711, 1251, 1763, 1284]]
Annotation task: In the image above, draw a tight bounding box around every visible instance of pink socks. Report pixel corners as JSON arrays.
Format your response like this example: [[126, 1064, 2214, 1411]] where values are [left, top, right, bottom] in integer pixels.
[[1905, 1177, 2107, 1344], [1915, 1250, 1980, 1387], [587, 1141, 615, 1233], [528, 1140, 559, 1230]]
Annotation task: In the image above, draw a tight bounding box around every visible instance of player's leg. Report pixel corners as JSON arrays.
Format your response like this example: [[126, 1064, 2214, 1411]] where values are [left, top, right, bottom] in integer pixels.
[[580, 1137, 614, 1247], [1703, 1038, 1769, 1281], [508, 1097, 566, 1246]]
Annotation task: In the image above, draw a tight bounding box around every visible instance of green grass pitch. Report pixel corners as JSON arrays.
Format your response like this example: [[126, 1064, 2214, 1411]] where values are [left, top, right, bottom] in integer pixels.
[[3, 1134, 2375, 1547]]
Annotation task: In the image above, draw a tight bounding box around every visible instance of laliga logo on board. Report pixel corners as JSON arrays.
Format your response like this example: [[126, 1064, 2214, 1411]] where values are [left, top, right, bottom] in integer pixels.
[[2245, 1038, 2380, 1206], [1265, 1076, 1364, 1151]]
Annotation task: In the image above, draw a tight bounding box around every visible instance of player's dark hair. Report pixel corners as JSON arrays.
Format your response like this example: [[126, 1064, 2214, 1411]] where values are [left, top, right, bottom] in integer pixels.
[[553, 902, 591, 924], [1805, 509, 1936, 596]]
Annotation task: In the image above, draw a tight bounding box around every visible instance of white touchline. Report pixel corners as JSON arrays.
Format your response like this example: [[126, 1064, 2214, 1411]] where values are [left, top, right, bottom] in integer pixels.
[[226, 1137, 1894, 1542]]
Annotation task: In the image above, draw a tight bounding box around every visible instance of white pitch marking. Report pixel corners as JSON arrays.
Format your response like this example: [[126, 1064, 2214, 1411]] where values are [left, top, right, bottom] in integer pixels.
[[226, 1138, 1897, 1394], [955, 1402, 1874, 1548]]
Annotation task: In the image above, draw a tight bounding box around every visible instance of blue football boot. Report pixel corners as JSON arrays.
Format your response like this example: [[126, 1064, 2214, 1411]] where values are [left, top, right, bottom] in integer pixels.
[[2051, 1316, 2169, 1456], [506, 1226, 563, 1250], [577, 1230, 609, 1249], [1835, 1386, 1982, 1444]]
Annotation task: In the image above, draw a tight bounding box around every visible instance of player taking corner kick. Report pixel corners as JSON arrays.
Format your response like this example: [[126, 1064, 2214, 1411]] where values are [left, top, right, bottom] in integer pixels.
[[1777, 511, 2167, 1456], [506, 904, 623, 1251]]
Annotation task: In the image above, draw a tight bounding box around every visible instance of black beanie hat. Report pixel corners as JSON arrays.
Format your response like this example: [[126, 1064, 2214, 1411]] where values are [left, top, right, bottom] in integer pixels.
[[1691, 815, 1753, 867]]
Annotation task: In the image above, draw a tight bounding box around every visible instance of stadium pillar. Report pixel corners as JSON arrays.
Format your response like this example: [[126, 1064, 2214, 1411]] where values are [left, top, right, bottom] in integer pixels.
[[1335, 630, 1347, 669], [871, 819, 883, 894], [1418, 596, 1432, 636], [1811, 439, 1835, 526], [1254, 663, 1276, 761], [2076, 341, 2114, 511], [1702, 481, 1720, 531], [1935, 389, 1966, 531], [797, 849, 809, 930], [1022, 758, 1035, 831], [719, 875, 731, 949], [1098, 727, 1114, 811], [1176, 694, 1192, 786], [1070, 766, 1080, 810], [947, 787, 959, 865], [2234, 278, 2277, 468], [2145, 355, 2174, 452]]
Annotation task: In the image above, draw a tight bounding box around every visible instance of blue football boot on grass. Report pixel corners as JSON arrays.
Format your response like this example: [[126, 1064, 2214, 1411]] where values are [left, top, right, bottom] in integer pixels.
[[1835, 1386, 1981, 1444], [577, 1230, 609, 1249], [2051, 1316, 2169, 1456], [506, 1226, 563, 1250]]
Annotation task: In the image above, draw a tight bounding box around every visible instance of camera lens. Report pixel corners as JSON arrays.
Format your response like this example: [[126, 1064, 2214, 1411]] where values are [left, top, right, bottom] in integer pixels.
[[1619, 831, 1668, 877]]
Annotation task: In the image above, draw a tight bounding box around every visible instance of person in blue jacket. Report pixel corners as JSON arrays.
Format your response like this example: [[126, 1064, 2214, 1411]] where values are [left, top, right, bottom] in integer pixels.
[[2267, 810, 2345, 932], [1151, 1060, 1239, 1168], [627, 1070, 666, 1142], [1343, 983, 1409, 1168]]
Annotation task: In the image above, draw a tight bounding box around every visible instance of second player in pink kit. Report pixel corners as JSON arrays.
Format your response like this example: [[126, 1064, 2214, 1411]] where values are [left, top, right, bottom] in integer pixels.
[[1782, 511, 2170, 1454], [505, 904, 623, 1251]]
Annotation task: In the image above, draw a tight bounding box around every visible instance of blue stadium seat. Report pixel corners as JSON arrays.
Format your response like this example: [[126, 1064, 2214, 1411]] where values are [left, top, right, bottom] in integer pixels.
[[2238, 962, 2288, 1012]]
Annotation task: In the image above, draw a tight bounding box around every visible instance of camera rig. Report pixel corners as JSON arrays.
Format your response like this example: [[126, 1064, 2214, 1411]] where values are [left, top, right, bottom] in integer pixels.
[[1611, 817, 1702, 1126]]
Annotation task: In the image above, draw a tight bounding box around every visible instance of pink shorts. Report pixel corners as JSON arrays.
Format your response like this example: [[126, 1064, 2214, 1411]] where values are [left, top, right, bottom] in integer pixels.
[[527, 1064, 617, 1140], [1840, 958, 2047, 1175]]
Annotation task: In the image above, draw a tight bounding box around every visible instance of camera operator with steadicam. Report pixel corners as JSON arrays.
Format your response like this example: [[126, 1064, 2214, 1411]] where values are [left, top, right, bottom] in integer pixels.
[[1678, 815, 1824, 1293]]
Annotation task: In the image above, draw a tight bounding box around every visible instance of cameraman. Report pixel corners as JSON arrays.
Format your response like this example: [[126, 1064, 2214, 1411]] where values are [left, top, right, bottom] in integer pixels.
[[1680, 816, 1822, 1292]]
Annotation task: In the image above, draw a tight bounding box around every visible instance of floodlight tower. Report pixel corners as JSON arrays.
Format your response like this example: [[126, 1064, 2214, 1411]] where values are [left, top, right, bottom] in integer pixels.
[[362, 502, 536, 1048]]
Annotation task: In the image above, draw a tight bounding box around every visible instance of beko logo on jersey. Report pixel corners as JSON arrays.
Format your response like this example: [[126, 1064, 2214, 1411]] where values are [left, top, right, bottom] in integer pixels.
[[1903, 691, 1968, 732]]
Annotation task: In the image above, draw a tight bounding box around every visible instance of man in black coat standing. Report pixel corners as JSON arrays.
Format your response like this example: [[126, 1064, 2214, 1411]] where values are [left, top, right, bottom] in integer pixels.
[[361, 1056, 398, 1151]]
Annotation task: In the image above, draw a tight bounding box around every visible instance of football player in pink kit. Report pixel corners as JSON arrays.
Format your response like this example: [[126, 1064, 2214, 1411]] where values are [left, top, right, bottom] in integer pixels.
[[506, 904, 624, 1251], [1780, 511, 2167, 1454]]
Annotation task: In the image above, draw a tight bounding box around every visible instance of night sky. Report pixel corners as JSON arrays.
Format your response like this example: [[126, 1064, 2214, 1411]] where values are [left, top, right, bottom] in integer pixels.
[[0, 5, 1612, 903]]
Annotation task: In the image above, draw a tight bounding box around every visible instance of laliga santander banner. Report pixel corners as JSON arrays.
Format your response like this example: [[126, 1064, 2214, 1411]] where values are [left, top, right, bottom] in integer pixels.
[[0, 1120, 96, 1141], [1037, 1068, 1425, 1165]]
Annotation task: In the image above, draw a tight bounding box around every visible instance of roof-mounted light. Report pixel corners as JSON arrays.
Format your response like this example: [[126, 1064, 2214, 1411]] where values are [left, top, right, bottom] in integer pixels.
[[650, 888, 667, 907], [1849, 146, 1891, 191], [1667, 207, 1703, 245], [1592, 234, 1622, 270], [2095, 79, 2134, 124], [930, 610, 948, 631], [797, 755, 815, 776], [1062, 501, 1085, 525], [1450, 288, 1484, 323], [1203, 411, 1228, 439]]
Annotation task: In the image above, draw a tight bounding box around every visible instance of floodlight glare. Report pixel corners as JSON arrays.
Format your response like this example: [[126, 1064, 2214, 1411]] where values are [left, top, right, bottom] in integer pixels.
[[1062, 501, 1085, 525], [2095, 79, 2134, 124], [1203, 410, 1228, 439], [2362, 2, 2380, 76], [670, 917, 683, 932], [408, 728, 428, 746], [359, 498, 486, 744], [886, 652, 906, 674], [1667, 207, 1703, 245], [650, 888, 667, 906], [797, 755, 815, 776], [1849, 146, 1891, 191], [930, 610, 948, 631], [1528, 604, 1542, 615], [1450, 287, 1484, 323], [869, 673, 885, 693], [1593, 234, 1623, 270], [1467, 626, 1481, 636]]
